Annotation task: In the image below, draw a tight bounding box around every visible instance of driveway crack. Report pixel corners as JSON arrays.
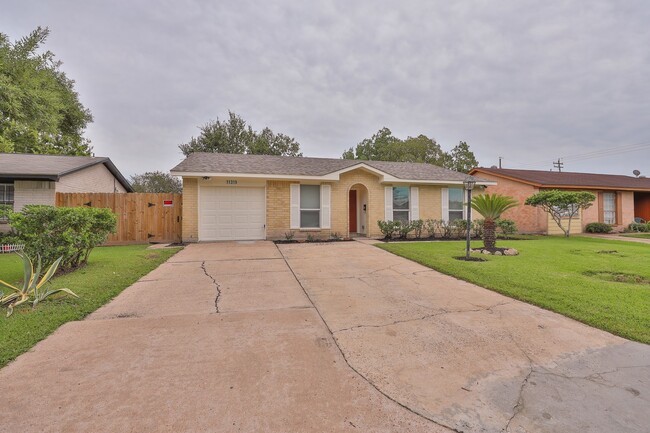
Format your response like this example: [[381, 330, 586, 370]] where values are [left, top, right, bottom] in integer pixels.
[[201, 261, 221, 313], [274, 244, 464, 433]]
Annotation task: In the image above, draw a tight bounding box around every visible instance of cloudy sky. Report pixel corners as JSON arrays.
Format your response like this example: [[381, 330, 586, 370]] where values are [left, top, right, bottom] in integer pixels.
[[3, 0, 650, 177]]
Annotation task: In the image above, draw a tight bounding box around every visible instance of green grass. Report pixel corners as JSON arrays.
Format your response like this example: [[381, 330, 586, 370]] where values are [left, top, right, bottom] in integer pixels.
[[621, 233, 650, 239], [378, 236, 650, 344], [0, 245, 179, 367]]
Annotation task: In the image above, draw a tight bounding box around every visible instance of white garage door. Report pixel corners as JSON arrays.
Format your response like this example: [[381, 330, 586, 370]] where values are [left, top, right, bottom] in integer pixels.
[[199, 186, 266, 241]]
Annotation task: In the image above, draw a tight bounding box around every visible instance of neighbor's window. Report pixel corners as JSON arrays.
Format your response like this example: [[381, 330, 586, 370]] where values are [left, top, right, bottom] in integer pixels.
[[552, 204, 578, 218], [0, 183, 14, 222], [393, 187, 410, 222], [448, 188, 464, 221], [603, 192, 616, 224], [300, 185, 320, 228]]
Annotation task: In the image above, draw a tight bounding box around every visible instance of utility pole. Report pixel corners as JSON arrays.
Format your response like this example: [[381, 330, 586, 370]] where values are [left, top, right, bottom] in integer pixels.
[[553, 159, 564, 172]]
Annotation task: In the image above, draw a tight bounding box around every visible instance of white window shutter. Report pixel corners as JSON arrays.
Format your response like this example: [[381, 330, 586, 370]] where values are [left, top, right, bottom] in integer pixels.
[[441, 187, 449, 222], [290, 184, 300, 229], [384, 187, 393, 221], [410, 186, 419, 221], [320, 184, 331, 229]]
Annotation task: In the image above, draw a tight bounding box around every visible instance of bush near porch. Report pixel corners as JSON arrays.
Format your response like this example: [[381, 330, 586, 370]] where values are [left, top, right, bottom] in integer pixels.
[[378, 236, 650, 344]]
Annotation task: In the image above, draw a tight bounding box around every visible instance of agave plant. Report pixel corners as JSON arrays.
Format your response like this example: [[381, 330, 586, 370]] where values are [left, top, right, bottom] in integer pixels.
[[471, 194, 518, 249], [0, 252, 78, 317]]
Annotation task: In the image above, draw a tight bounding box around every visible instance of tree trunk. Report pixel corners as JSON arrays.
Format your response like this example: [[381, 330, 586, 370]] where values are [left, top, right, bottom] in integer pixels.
[[483, 218, 496, 249]]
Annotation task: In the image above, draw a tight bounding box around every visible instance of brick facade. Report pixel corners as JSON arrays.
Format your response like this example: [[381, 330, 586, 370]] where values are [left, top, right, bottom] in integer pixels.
[[181, 168, 449, 241]]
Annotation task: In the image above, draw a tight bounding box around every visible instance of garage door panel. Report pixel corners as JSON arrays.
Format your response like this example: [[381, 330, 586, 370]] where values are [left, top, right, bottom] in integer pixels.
[[199, 187, 265, 241]]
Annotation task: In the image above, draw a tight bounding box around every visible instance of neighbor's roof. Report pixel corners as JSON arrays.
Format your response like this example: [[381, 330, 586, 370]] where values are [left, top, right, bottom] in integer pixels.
[[171, 152, 492, 184], [470, 167, 650, 191], [0, 153, 133, 192]]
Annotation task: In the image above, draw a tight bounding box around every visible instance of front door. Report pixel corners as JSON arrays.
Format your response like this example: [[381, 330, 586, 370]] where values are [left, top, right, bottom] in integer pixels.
[[349, 189, 357, 232]]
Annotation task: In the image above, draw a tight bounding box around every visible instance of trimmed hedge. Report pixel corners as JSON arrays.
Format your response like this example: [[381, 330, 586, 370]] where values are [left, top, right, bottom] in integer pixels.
[[585, 222, 613, 233], [8, 205, 117, 271]]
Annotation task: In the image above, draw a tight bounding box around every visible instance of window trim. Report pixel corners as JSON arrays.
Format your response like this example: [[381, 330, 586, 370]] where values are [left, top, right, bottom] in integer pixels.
[[299, 184, 321, 229]]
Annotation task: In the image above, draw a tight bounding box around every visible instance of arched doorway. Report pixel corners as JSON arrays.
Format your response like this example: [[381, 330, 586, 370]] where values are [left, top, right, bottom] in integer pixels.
[[348, 183, 369, 237]]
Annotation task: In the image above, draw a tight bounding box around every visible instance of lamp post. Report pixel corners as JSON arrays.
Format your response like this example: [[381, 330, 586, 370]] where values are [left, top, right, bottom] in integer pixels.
[[463, 177, 476, 260]]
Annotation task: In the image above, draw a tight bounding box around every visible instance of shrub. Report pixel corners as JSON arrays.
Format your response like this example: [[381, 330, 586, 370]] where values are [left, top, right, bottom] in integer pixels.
[[411, 219, 424, 238], [471, 219, 485, 238], [306, 234, 317, 242], [585, 222, 613, 233], [627, 222, 649, 232], [424, 219, 438, 237], [377, 220, 398, 239], [496, 219, 517, 235], [8, 205, 117, 272], [330, 232, 342, 241], [395, 221, 414, 239], [438, 220, 453, 238], [284, 231, 295, 241], [451, 219, 468, 238]]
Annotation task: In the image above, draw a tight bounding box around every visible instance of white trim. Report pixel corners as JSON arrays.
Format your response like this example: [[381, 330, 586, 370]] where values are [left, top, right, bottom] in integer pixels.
[[290, 184, 300, 229], [410, 186, 419, 220], [320, 184, 331, 229], [384, 187, 393, 221], [171, 170, 497, 187], [441, 187, 449, 222]]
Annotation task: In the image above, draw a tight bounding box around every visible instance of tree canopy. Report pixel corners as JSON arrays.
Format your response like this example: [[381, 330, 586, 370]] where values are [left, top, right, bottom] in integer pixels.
[[130, 171, 182, 194], [342, 128, 478, 173], [0, 27, 93, 155], [525, 190, 596, 237], [179, 111, 302, 157]]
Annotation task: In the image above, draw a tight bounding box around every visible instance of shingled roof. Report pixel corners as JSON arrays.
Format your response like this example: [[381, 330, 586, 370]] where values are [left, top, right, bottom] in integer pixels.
[[470, 167, 650, 191], [171, 152, 490, 183], [0, 153, 133, 191]]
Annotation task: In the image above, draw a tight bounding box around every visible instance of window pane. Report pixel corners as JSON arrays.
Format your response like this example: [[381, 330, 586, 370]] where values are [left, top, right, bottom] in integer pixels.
[[300, 185, 320, 209], [393, 210, 409, 223], [449, 210, 464, 222], [393, 187, 409, 210], [449, 188, 464, 211], [300, 210, 320, 228]]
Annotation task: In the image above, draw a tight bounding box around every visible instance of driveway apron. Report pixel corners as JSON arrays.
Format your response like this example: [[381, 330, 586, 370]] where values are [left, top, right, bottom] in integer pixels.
[[279, 240, 649, 433], [0, 242, 444, 433]]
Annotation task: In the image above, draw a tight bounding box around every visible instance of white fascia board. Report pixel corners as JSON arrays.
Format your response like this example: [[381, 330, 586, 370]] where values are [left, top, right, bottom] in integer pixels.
[[380, 179, 497, 186], [170, 171, 341, 181]]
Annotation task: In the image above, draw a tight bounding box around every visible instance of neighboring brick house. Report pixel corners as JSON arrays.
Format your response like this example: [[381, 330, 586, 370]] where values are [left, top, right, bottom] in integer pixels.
[[171, 153, 494, 242], [469, 167, 650, 234], [0, 153, 133, 228]]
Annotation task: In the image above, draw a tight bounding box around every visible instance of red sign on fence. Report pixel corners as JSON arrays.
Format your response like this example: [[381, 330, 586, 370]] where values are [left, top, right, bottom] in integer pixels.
[[163, 200, 173, 207]]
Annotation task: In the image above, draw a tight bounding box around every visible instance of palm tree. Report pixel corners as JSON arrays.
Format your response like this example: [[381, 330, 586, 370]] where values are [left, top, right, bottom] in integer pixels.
[[471, 193, 518, 249]]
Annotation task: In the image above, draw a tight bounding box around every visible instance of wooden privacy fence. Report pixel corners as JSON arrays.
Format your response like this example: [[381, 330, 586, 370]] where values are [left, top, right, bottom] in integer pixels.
[[56, 192, 182, 244]]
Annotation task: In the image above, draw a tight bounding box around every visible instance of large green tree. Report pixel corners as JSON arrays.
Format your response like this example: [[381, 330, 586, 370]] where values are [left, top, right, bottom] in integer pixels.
[[179, 111, 302, 157], [130, 171, 182, 194], [342, 128, 478, 172], [0, 27, 93, 155]]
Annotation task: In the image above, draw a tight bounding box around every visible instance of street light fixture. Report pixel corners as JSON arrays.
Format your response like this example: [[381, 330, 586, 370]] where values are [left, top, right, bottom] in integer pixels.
[[463, 177, 476, 260]]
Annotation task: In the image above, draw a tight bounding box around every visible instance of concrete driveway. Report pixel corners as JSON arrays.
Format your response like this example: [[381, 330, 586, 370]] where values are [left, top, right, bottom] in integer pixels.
[[1, 241, 647, 433]]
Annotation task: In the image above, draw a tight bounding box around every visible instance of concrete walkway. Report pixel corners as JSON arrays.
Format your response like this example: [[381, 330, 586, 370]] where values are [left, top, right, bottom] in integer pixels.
[[1, 241, 647, 432], [581, 233, 650, 245], [0, 242, 441, 433]]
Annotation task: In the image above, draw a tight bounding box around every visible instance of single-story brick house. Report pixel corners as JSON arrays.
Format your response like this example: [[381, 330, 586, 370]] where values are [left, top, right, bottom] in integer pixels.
[[171, 153, 494, 241], [0, 153, 133, 217], [469, 167, 650, 234]]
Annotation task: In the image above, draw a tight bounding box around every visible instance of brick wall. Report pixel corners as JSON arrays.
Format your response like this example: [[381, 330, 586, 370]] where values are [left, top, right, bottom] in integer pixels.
[[266, 180, 292, 239], [473, 173, 546, 233], [182, 177, 198, 242], [56, 164, 127, 193]]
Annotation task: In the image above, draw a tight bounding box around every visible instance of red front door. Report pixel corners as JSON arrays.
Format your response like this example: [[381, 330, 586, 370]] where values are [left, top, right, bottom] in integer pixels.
[[349, 190, 357, 232]]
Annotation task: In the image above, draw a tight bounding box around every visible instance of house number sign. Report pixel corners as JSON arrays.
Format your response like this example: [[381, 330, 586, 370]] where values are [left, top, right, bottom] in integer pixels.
[[226, 180, 238, 185]]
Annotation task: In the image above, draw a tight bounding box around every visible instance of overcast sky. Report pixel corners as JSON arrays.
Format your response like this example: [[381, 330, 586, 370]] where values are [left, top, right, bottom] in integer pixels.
[[3, 0, 650, 177]]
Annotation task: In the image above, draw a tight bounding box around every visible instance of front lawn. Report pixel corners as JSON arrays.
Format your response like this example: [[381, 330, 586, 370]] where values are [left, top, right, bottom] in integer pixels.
[[378, 236, 650, 344], [0, 245, 179, 367]]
